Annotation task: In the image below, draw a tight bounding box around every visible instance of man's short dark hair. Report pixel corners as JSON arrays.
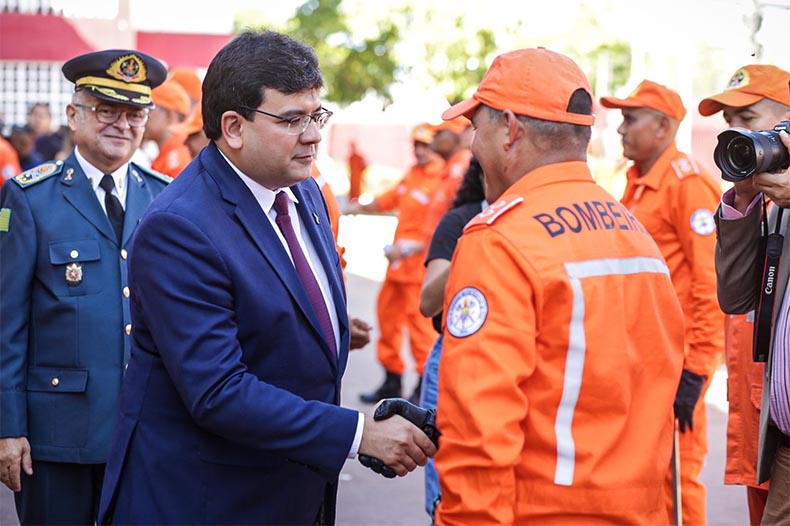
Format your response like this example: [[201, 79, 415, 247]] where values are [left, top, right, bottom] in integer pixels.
[[202, 30, 324, 141]]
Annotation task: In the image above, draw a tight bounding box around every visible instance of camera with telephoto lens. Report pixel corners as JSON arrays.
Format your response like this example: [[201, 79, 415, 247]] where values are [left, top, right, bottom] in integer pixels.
[[714, 121, 790, 182]]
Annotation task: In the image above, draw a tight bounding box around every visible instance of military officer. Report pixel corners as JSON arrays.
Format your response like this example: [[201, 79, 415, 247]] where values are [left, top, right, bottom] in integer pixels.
[[0, 49, 170, 525]]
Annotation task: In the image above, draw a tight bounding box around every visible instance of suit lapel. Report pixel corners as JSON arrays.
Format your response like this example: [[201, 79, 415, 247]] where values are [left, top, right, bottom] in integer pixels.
[[291, 182, 349, 356], [59, 154, 117, 244], [122, 164, 149, 247], [201, 145, 339, 368]]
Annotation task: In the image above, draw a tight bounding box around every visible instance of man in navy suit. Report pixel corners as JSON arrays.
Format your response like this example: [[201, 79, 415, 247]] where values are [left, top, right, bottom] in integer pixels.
[[0, 50, 170, 524], [98, 30, 436, 525]]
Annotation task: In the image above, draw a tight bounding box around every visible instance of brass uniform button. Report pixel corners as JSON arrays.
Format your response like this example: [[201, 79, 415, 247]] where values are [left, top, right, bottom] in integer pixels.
[[122, 286, 130, 298], [51, 377, 60, 387], [121, 249, 128, 260], [70, 250, 79, 259], [125, 324, 132, 335]]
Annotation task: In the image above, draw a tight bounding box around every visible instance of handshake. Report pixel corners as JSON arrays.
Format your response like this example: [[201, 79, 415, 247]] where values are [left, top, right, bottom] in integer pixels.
[[358, 398, 440, 478]]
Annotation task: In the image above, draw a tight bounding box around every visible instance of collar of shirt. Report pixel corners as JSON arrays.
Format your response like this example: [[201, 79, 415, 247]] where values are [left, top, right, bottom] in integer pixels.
[[625, 143, 679, 191], [216, 148, 299, 217], [74, 146, 129, 209]]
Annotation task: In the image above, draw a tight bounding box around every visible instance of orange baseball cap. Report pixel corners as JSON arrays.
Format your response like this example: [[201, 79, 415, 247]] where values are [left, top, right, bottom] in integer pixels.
[[169, 67, 202, 102], [600, 79, 687, 121], [698, 64, 790, 116], [442, 47, 594, 126], [411, 122, 436, 144], [152, 78, 191, 117], [435, 115, 471, 135], [171, 105, 203, 137]]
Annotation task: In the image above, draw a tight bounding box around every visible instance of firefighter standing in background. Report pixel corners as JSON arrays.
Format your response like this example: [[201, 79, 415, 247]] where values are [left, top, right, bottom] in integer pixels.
[[347, 123, 444, 405], [600, 80, 725, 525]]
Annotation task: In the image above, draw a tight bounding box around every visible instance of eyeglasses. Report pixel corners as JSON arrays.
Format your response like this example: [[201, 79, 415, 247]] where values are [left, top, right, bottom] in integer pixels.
[[241, 106, 333, 135], [73, 103, 149, 128]]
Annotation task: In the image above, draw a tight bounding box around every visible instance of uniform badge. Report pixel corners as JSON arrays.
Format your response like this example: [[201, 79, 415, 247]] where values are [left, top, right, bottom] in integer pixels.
[[446, 287, 488, 338], [107, 54, 147, 83], [690, 209, 715, 236], [727, 68, 749, 89], [64, 168, 74, 181], [65, 263, 83, 286]]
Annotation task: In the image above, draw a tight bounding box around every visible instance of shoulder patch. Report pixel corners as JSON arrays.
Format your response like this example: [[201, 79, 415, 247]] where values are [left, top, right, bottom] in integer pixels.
[[11, 161, 63, 188], [690, 208, 715, 236], [131, 163, 172, 184], [465, 196, 524, 230], [446, 287, 488, 338], [671, 155, 700, 180]]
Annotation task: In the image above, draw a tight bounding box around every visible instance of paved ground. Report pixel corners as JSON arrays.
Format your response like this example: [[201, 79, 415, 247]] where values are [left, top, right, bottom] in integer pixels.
[[0, 214, 751, 525]]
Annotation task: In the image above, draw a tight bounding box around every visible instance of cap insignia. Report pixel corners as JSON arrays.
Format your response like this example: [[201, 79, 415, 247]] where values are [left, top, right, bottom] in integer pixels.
[[107, 54, 147, 83], [726, 69, 749, 90]]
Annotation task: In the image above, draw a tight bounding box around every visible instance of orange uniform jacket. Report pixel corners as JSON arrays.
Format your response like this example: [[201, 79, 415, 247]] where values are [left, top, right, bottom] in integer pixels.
[[375, 159, 443, 284], [151, 132, 192, 178], [423, 148, 472, 239], [620, 143, 724, 377], [0, 136, 22, 189], [436, 162, 685, 525]]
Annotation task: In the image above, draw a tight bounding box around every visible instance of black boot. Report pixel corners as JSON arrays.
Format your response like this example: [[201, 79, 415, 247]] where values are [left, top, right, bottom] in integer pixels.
[[359, 371, 402, 403], [408, 376, 422, 406]]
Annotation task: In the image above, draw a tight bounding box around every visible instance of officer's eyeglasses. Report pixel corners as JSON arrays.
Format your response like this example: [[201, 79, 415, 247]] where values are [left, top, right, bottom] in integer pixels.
[[241, 106, 333, 135], [73, 103, 149, 128]]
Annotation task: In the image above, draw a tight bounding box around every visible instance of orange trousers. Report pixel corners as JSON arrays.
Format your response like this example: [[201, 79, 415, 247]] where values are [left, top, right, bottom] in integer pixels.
[[375, 280, 435, 376], [664, 375, 713, 526]]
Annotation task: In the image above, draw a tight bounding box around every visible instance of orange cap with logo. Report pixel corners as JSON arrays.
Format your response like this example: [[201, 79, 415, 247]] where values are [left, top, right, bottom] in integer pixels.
[[698, 64, 790, 116], [169, 67, 202, 102], [600, 79, 687, 121], [412, 122, 436, 144], [171, 105, 203, 137], [152, 78, 191, 117], [435, 115, 471, 135], [442, 47, 594, 126]]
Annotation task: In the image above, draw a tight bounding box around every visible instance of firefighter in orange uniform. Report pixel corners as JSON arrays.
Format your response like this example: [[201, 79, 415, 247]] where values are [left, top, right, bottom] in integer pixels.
[[434, 48, 685, 525], [145, 79, 192, 177], [0, 135, 22, 189], [347, 141, 367, 201], [423, 117, 472, 239], [600, 80, 725, 526], [348, 123, 444, 404], [699, 64, 790, 524], [170, 105, 208, 159]]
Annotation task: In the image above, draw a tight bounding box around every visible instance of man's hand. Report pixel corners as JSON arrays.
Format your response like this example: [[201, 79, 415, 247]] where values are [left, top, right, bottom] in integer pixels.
[[753, 131, 790, 208], [349, 317, 373, 350], [0, 437, 33, 492], [358, 400, 438, 478], [674, 369, 706, 433]]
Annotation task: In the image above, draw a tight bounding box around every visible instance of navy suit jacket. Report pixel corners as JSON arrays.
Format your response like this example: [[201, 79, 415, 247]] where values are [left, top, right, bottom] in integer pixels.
[[99, 143, 359, 525], [0, 154, 169, 463]]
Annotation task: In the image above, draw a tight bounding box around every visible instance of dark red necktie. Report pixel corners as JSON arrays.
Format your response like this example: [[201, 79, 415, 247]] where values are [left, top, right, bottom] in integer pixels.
[[273, 191, 337, 357]]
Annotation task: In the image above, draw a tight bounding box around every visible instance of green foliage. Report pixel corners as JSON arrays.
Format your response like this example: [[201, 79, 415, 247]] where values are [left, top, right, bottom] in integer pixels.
[[282, 0, 400, 104]]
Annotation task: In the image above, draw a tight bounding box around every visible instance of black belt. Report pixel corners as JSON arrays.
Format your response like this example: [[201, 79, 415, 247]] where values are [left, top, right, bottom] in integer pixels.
[[771, 425, 790, 447]]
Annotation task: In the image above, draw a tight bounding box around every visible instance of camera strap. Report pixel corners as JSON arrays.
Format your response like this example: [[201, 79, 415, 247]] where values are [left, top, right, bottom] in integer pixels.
[[753, 201, 784, 362]]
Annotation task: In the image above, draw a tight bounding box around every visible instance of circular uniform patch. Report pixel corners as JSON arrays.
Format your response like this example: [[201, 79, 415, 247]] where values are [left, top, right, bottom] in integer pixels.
[[446, 287, 488, 338], [690, 209, 715, 236]]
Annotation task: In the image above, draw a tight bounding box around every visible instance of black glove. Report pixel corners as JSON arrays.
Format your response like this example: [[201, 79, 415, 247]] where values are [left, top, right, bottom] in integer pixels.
[[358, 398, 441, 478], [674, 369, 706, 433]]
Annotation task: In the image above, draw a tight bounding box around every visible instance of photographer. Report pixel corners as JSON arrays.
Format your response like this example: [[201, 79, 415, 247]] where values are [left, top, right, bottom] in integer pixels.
[[712, 65, 790, 526], [701, 64, 790, 525]]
